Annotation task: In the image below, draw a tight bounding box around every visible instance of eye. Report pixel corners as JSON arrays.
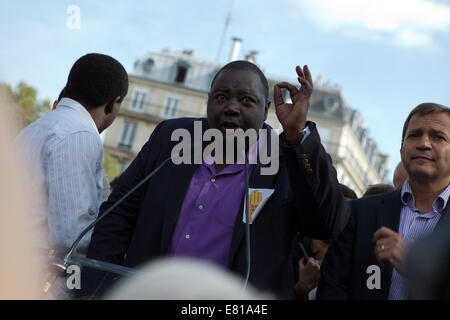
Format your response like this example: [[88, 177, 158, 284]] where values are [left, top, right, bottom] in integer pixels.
[[407, 132, 420, 139], [433, 135, 446, 141], [215, 94, 226, 102], [242, 96, 256, 104]]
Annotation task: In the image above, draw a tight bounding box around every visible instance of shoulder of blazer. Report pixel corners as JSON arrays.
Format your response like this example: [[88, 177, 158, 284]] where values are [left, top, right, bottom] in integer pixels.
[[349, 190, 402, 217], [157, 117, 207, 132]]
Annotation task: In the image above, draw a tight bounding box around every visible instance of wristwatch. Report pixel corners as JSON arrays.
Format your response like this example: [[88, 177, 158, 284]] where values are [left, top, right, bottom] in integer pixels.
[[299, 125, 308, 136]]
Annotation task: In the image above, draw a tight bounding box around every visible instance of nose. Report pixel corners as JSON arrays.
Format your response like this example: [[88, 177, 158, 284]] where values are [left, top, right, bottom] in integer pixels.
[[223, 98, 240, 116], [416, 133, 432, 150]]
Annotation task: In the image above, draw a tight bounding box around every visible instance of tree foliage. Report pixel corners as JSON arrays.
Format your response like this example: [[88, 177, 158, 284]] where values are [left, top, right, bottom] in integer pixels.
[[11, 82, 51, 124], [102, 151, 120, 182]]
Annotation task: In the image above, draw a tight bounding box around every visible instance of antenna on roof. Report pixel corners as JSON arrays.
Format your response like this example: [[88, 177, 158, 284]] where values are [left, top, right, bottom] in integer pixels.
[[215, 0, 236, 62]]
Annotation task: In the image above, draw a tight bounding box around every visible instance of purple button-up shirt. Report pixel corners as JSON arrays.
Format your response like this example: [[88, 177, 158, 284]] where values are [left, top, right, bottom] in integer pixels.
[[167, 162, 254, 268], [166, 127, 312, 269]]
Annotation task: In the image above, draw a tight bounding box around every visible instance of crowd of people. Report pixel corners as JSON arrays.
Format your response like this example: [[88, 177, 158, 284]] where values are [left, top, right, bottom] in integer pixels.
[[2, 52, 449, 300]]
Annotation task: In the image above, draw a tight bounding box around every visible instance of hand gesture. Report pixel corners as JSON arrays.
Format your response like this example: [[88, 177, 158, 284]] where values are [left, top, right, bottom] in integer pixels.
[[274, 65, 313, 144], [294, 257, 321, 298], [373, 227, 409, 275]]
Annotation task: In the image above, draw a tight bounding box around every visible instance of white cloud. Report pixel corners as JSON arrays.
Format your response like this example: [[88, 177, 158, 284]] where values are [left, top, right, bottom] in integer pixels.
[[287, 0, 450, 47]]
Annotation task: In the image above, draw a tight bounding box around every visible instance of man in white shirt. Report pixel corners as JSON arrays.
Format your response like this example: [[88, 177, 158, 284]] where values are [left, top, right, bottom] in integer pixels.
[[52, 86, 112, 202], [16, 54, 128, 297]]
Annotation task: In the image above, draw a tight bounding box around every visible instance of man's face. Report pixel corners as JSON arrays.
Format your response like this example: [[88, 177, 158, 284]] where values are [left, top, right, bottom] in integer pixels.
[[393, 162, 408, 189], [99, 100, 122, 133], [207, 68, 269, 133], [401, 112, 450, 185]]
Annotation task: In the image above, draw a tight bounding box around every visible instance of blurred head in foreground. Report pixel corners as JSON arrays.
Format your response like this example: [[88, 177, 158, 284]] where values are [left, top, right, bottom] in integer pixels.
[[0, 85, 45, 299], [105, 257, 274, 300]]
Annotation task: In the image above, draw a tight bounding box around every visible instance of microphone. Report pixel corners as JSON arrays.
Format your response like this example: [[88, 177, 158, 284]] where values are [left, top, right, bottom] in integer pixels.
[[298, 242, 309, 264], [242, 149, 251, 290], [44, 153, 175, 294]]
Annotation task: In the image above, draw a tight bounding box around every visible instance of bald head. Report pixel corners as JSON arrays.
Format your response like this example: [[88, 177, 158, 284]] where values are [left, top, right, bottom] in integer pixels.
[[210, 60, 269, 100], [393, 161, 408, 189]]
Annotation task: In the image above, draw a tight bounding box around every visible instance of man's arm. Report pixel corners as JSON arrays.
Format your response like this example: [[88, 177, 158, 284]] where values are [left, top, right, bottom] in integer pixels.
[[274, 65, 350, 239], [46, 131, 103, 255], [281, 123, 349, 239], [316, 207, 357, 299], [86, 121, 165, 265]]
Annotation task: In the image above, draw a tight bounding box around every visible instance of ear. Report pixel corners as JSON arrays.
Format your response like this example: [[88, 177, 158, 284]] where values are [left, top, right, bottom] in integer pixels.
[[105, 96, 121, 115], [400, 145, 405, 163], [263, 101, 270, 121]]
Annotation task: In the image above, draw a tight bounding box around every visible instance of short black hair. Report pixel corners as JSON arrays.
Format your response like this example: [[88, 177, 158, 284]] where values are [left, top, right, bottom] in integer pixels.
[[64, 53, 129, 110], [339, 183, 358, 200], [363, 184, 395, 197], [401, 103, 450, 145], [210, 60, 269, 100]]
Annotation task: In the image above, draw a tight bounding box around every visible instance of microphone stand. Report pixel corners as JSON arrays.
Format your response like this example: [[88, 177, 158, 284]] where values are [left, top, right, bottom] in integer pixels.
[[242, 150, 251, 290], [44, 155, 173, 295], [63, 156, 172, 266]]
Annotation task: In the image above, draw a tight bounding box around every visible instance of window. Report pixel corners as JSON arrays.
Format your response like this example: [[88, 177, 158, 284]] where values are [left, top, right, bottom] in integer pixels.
[[202, 104, 207, 117], [119, 122, 137, 149], [119, 162, 128, 173], [359, 128, 368, 149], [174, 61, 190, 84], [175, 65, 188, 83], [143, 58, 154, 73], [323, 95, 339, 111], [317, 126, 331, 149], [161, 97, 180, 119], [130, 88, 148, 112]]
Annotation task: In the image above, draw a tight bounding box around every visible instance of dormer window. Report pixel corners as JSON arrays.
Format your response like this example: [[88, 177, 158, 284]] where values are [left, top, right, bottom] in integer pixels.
[[175, 65, 188, 83], [174, 61, 190, 84], [323, 95, 339, 111], [143, 58, 154, 73]]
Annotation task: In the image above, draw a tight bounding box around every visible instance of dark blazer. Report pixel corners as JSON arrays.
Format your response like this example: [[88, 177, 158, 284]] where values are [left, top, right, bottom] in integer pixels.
[[317, 189, 450, 300], [83, 117, 349, 299]]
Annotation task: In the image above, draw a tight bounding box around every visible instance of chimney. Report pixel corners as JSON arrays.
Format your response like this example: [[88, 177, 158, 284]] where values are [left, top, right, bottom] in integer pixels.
[[229, 37, 242, 62], [245, 50, 258, 63], [315, 75, 323, 86]]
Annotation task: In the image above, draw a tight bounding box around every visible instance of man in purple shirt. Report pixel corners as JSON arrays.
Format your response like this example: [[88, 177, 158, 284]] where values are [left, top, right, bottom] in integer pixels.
[[83, 61, 349, 299]]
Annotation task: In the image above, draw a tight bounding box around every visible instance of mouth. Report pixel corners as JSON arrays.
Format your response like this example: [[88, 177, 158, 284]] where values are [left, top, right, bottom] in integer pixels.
[[221, 121, 241, 130], [412, 155, 434, 161]]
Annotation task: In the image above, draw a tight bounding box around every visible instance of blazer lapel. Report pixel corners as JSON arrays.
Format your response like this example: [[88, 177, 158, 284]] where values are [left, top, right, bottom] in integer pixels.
[[228, 127, 280, 266], [375, 190, 402, 299], [435, 197, 450, 231], [375, 190, 402, 230], [159, 120, 209, 253]]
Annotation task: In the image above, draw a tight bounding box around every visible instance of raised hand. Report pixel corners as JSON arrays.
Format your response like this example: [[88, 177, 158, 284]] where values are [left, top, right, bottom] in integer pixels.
[[274, 65, 313, 144], [373, 226, 409, 275]]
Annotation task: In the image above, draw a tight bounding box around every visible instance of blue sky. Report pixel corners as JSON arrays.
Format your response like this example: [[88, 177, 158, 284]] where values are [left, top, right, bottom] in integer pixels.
[[1, 0, 449, 177]]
